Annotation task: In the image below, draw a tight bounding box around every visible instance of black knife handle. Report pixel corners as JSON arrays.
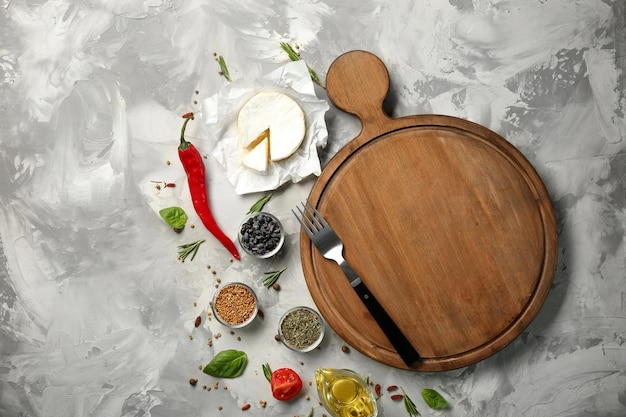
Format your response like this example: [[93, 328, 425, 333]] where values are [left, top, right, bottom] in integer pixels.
[[342, 265, 420, 366]]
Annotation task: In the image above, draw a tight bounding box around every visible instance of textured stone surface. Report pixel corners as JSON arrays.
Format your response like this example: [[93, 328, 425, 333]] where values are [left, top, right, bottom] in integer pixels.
[[0, 1, 624, 416]]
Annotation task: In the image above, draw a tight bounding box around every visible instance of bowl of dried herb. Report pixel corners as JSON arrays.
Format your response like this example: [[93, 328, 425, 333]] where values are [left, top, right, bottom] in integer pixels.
[[278, 306, 325, 352], [212, 282, 258, 328]]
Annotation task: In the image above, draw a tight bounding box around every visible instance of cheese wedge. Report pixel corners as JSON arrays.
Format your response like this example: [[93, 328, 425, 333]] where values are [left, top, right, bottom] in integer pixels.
[[242, 137, 269, 173], [238, 92, 306, 163]]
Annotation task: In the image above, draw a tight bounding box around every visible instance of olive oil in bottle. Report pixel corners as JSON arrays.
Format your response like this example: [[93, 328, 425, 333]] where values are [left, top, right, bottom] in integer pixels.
[[315, 368, 378, 417]]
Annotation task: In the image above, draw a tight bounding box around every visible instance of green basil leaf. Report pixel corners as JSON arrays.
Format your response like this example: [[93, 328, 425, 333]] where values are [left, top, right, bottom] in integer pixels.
[[421, 388, 448, 409], [203, 350, 247, 378], [159, 206, 188, 231]]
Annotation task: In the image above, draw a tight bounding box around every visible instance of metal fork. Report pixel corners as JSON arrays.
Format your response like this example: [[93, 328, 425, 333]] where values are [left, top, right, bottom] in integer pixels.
[[293, 199, 420, 366]]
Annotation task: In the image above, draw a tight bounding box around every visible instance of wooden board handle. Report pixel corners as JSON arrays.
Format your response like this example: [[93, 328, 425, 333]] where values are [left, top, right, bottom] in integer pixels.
[[326, 51, 394, 139]]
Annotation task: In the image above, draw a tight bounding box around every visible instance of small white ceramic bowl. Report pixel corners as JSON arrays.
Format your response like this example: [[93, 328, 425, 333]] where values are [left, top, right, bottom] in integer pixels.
[[238, 212, 285, 259], [278, 306, 325, 352], [211, 282, 258, 328]]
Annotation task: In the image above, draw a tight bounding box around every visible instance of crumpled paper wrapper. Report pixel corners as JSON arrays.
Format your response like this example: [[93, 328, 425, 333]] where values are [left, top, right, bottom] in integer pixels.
[[202, 60, 329, 195]]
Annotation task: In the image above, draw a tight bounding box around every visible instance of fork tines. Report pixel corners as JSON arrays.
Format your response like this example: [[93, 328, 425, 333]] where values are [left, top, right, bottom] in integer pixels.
[[292, 200, 326, 237]]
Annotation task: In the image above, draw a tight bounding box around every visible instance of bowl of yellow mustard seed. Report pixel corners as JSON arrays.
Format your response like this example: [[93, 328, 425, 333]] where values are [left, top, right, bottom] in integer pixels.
[[212, 282, 258, 328]]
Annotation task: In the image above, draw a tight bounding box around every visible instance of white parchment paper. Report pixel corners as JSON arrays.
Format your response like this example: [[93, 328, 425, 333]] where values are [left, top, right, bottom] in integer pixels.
[[202, 60, 329, 194]]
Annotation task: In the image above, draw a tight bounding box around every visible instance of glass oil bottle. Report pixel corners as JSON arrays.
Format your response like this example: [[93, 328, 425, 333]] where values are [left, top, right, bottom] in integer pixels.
[[315, 368, 378, 417]]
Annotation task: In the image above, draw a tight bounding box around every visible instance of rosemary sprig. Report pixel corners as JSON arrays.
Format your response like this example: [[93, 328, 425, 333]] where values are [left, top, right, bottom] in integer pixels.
[[279, 42, 324, 88], [401, 388, 421, 417], [247, 193, 272, 214], [217, 55, 231, 81], [177, 239, 205, 262], [262, 363, 272, 382], [262, 267, 287, 288]]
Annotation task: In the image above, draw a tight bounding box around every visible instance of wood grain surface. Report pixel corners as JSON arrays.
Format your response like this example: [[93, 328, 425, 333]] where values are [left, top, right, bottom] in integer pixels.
[[300, 51, 558, 371]]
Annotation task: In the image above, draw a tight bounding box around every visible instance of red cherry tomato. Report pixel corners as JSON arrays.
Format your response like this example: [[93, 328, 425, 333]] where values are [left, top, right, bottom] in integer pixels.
[[270, 368, 302, 401]]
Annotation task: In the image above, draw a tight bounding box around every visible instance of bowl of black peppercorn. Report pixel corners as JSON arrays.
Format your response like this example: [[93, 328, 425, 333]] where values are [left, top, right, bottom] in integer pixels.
[[238, 212, 285, 259]]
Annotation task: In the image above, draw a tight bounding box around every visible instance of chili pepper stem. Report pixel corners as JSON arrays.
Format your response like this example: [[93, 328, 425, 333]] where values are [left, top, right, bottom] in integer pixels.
[[179, 113, 194, 150]]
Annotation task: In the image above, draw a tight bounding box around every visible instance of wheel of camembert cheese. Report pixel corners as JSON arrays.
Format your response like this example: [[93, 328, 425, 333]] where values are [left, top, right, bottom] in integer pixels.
[[237, 92, 306, 173]]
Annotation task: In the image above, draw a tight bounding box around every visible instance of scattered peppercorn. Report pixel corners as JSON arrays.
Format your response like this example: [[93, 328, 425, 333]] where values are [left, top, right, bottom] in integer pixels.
[[341, 345, 350, 353], [272, 283, 281, 291], [189, 378, 198, 386], [274, 334, 281, 342]]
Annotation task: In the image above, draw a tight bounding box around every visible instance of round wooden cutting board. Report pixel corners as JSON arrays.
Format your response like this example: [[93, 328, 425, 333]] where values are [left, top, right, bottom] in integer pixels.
[[300, 51, 558, 371]]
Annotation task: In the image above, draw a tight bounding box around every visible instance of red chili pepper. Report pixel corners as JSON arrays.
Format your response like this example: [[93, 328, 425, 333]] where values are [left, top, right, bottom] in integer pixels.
[[390, 394, 404, 401], [178, 113, 240, 260]]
